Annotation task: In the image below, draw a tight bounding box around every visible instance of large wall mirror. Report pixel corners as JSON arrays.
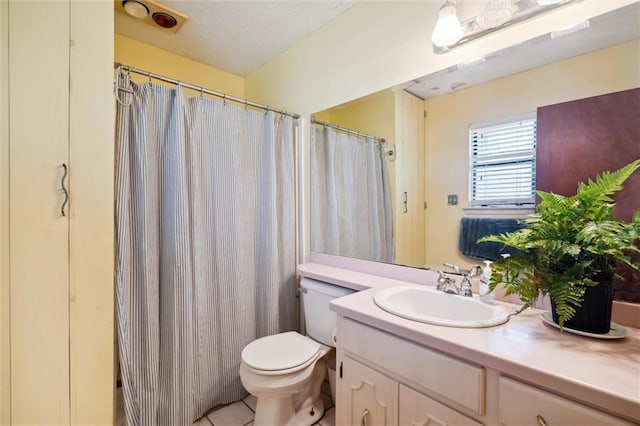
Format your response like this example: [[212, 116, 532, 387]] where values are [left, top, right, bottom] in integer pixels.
[[309, 3, 640, 299]]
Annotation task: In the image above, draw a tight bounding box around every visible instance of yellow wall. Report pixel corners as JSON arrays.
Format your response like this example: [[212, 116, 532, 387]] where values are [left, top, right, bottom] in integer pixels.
[[324, 90, 395, 139], [0, 0, 8, 423], [424, 39, 640, 269], [115, 34, 244, 98]]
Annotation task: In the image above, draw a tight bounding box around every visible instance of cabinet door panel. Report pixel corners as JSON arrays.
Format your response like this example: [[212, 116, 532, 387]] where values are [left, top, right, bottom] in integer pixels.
[[9, 1, 70, 423], [339, 357, 398, 426], [499, 377, 633, 426], [399, 385, 481, 426], [341, 318, 485, 414], [393, 90, 425, 268]]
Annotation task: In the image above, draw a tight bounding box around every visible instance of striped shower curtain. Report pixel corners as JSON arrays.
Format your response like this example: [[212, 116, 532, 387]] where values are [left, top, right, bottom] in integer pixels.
[[115, 76, 297, 425], [310, 125, 394, 263]]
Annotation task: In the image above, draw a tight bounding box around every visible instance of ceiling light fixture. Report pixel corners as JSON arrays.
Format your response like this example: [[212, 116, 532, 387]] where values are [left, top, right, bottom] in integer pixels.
[[122, 0, 149, 19], [432, 0, 576, 54], [476, 0, 516, 29], [115, 0, 188, 33], [431, 0, 464, 48], [152, 12, 177, 29]]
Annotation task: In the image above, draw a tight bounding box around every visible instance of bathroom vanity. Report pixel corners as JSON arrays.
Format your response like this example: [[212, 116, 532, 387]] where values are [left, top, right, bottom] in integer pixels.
[[298, 262, 640, 425]]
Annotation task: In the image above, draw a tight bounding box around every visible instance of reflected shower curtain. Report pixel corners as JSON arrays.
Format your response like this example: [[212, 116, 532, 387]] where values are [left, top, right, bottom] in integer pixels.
[[115, 76, 297, 425], [310, 125, 394, 263]]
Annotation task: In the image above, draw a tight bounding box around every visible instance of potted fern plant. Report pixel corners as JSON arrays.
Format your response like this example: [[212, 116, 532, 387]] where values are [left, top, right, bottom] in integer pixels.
[[479, 159, 640, 333]]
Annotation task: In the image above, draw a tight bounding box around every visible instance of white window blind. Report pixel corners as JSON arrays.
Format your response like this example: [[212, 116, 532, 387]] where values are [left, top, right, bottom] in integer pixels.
[[469, 115, 536, 207]]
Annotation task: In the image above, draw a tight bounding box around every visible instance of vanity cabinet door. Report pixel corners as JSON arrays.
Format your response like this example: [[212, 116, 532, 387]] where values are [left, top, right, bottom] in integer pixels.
[[338, 357, 399, 426], [499, 377, 634, 426], [399, 385, 482, 426]]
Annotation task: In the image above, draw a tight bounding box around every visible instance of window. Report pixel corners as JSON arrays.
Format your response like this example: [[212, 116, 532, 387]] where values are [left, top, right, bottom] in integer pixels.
[[469, 115, 536, 207]]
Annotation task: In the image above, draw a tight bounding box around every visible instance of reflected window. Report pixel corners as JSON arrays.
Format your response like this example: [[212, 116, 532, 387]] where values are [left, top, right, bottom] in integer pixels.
[[469, 115, 537, 207]]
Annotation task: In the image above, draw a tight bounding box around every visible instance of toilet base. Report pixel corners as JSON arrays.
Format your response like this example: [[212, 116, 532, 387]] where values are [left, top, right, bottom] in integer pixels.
[[289, 399, 324, 426], [243, 351, 329, 426], [254, 396, 324, 426]]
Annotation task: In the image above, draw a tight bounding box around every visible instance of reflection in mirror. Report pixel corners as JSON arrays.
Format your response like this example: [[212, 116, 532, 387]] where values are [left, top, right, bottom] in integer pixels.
[[310, 4, 640, 281], [310, 119, 394, 263]]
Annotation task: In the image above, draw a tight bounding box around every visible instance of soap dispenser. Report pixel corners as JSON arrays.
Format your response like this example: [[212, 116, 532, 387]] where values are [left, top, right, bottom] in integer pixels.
[[479, 260, 495, 304]]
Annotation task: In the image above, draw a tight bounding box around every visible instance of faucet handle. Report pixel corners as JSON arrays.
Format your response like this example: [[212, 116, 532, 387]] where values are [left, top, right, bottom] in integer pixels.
[[469, 264, 482, 277], [459, 275, 473, 297], [443, 263, 461, 274], [436, 270, 447, 290]]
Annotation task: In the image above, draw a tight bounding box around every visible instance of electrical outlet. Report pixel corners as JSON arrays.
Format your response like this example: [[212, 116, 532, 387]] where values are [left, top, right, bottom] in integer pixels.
[[447, 194, 458, 205]]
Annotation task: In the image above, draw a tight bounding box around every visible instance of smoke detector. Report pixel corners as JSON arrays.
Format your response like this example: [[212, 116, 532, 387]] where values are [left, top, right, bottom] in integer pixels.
[[115, 0, 188, 34]]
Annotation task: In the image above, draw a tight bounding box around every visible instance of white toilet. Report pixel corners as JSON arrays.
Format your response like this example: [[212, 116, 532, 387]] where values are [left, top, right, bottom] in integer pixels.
[[239, 277, 353, 426]]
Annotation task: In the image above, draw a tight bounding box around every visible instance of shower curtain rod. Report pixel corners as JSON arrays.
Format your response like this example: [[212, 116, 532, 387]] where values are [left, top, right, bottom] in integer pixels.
[[114, 62, 300, 119], [311, 119, 386, 143]]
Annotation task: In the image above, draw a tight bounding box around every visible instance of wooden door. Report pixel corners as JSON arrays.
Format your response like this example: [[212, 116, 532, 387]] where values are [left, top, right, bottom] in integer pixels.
[[9, 1, 70, 423], [338, 357, 398, 426], [393, 90, 426, 268]]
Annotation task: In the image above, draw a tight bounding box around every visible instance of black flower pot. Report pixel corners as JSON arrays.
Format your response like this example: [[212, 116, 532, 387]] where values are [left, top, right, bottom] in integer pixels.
[[552, 280, 614, 334]]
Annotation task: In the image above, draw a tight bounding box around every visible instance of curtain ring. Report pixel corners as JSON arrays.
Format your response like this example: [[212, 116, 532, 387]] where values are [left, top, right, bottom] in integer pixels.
[[223, 94, 227, 105], [114, 66, 132, 107], [199, 87, 204, 98], [147, 72, 152, 84], [244, 99, 249, 110]]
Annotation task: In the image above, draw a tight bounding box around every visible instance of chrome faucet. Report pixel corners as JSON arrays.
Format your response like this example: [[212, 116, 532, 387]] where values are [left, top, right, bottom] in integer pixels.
[[458, 275, 473, 297], [443, 263, 461, 274], [437, 264, 482, 297], [458, 265, 482, 297], [436, 270, 460, 295]]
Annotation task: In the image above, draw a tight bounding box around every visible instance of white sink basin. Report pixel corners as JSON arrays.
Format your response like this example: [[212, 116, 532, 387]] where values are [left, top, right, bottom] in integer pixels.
[[373, 285, 509, 328]]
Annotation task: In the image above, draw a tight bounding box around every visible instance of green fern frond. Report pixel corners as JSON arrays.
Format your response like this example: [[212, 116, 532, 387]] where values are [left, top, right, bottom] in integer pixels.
[[481, 159, 640, 326]]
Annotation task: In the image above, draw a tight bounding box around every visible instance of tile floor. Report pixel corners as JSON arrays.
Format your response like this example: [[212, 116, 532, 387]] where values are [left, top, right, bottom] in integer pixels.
[[117, 380, 335, 426], [195, 380, 335, 426]]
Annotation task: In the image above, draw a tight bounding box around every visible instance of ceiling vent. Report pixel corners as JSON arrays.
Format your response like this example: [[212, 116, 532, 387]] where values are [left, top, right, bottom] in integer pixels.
[[115, 0, 188, 34]]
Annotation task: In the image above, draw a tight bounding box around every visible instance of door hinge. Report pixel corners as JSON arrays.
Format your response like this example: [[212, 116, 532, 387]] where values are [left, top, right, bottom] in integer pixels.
[[339, 361, 343, 379]]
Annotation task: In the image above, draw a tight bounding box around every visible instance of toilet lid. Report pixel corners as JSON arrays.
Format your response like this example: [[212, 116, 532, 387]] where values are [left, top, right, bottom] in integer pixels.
[[242, 331, 321, 371]]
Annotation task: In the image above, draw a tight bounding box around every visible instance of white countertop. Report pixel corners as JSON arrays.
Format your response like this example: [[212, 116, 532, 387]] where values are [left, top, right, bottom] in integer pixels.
[[298, 262, 640, 422]]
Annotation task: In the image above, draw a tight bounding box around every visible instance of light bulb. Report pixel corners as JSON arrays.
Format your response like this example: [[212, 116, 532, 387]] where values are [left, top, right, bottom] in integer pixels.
[[123, 0, 149, 19], [431, 2, 463, 47]]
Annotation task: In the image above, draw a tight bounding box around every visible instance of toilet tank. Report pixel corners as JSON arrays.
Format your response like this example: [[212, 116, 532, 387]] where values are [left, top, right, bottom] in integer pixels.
[[300, 277, 354, 347]]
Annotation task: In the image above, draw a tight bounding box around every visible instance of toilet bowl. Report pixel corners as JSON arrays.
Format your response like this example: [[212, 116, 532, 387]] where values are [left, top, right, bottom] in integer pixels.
[[239, 278, 354, 426], [240, 332, 329, 425]]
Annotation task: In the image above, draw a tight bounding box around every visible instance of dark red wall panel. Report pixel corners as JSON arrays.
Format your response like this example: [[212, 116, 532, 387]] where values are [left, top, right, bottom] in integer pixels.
[[536, 88, 640, 302]]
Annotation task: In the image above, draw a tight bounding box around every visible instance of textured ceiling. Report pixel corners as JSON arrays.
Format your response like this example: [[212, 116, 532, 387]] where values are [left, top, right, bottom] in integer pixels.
[[115, 0, 357, 76]]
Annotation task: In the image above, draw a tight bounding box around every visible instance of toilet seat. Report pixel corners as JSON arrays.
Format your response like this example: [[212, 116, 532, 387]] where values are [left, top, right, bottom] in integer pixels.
[[241, 332, 322, 376]]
